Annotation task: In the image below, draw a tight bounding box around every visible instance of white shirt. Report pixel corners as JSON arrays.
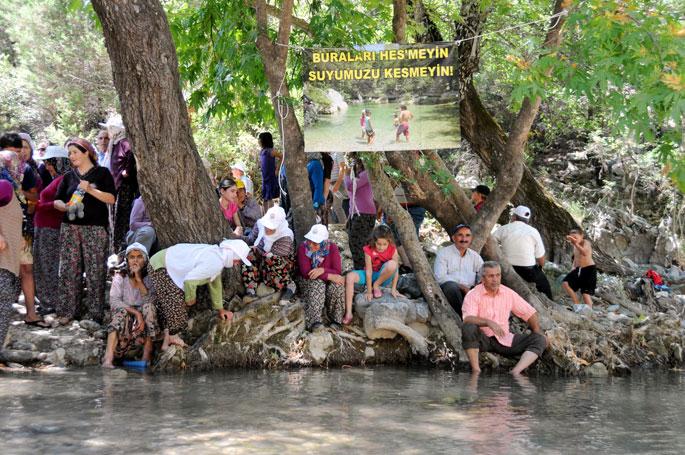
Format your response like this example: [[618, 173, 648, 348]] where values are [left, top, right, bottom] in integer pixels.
[[492, 221, 545, 267], [434, 245, 483, 287]]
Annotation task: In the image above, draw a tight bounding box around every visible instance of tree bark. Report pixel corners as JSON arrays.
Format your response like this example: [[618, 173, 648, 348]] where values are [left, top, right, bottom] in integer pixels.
[[411, 0, 444, 43], [392, 0, 408, 44], [254, 0, 315, 241], [91, 0, 229, 247]]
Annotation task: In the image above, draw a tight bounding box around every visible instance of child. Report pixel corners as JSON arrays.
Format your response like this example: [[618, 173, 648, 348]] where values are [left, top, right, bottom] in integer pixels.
[[364, 109, 375, 145], [359, 110, 367, 139], [562, 228, 596, 312], [392, 112, 400, 128], [218, 178, 243, 237], [343, 224, 399, 324]]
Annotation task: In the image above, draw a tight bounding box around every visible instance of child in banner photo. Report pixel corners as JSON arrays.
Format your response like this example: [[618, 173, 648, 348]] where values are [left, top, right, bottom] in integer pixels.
[[364, 109, 375, 145], [359, 110, 367, 140]]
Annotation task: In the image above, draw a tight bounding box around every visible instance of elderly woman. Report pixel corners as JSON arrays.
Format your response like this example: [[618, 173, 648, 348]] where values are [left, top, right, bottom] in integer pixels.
[[0, 180, 22, 348], [102, 243, 159, 368], [243, 206, 296, 300], [149, 239, 251, 350], [32, 146, 70, 315], [218, 177, 243, 236], [296, 224, 345, 331], [54, 138, 116, 325]]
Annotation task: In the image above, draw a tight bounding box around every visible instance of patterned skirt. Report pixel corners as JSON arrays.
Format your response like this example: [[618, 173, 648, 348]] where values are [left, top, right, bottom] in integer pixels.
[[0, 269, 20, 348], [33, 226, 61, 308], [107, 300, 159, 359], [149, 267, 187, 335], [242, 251, 295, 291]]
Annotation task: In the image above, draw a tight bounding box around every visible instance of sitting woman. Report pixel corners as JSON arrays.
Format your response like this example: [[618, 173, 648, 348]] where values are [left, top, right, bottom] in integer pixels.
[[102, 243, 158, 368], [149, 239, 252, 350], [218, 177, 243, 236], [344, 224, 400, 324], [236, 179, 261, 237], [243, 206, 296, 300], [296, 224, 345, 331]]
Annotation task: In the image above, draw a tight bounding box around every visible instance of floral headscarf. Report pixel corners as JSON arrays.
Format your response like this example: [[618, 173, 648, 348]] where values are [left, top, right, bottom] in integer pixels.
[[305, 240, 331, 268]]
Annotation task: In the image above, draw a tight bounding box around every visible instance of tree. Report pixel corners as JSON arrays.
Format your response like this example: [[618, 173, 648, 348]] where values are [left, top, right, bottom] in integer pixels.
[[90, 0, 229, 247]]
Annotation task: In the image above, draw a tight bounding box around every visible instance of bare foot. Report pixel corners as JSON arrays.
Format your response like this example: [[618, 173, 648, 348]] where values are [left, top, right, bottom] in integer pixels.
[[342, 313, 353, 325], [162, 333, 187, 351], [102, 360, 114, 369]]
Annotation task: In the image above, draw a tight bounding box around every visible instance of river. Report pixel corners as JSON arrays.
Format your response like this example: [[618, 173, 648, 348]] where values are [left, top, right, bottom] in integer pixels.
[[1, 367, 684, 454]]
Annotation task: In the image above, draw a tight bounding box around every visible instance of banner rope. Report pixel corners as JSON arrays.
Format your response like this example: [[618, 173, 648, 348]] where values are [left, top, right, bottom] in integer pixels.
[[272, 9, 568, 51]]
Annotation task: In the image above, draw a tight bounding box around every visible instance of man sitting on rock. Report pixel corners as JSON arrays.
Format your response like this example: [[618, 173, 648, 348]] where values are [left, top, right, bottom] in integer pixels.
[[462, 261, 547, 375], [433, 223, 483, 318], [492, 205, 553, 300]]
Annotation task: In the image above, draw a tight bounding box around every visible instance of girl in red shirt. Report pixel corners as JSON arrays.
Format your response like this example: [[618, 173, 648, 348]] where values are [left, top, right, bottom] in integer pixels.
[[343, 224, 400, 324]]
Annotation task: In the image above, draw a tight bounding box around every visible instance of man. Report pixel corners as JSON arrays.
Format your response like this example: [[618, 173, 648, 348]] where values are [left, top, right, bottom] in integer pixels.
[[395, 104, 413, 142], [471, 184, 490, 212], [231, 162, 254, 196], [462, 261, 547, 375], [492, 205, 553, 300], [95, 129, 111, 170], [434, 224, 483, 317]]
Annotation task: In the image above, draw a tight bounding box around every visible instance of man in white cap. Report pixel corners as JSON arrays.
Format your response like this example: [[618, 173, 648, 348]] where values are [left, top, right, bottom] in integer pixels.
[[231, 162, 254, 197], [492, 205, 553, 300]]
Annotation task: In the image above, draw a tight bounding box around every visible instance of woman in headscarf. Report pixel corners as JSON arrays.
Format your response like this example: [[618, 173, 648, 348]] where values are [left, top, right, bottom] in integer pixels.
[[102, 243, 159, 368], [296, 224, 345, 331], [236, 179, 261, 237], [32, 146, 71, 315], [54, 138, 116, 325], [105, 114, 139, 251], [0, 180, 23, 349], [242, 206, 296, 300], [149, 239, 251, 350]]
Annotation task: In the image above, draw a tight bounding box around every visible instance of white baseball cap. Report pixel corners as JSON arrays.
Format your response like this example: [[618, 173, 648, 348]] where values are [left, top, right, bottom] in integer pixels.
[[304, 224, 329, 244], [513, 205, 531, 221], [220, 239, 252, 266], [99, 114, 124, 130], [43, 145, 69, 160], [261, 206, 286, 230], [231, 162, 246, 173]]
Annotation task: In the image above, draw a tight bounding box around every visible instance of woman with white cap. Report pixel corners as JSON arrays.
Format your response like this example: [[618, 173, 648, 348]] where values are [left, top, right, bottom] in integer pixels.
[[231, 162, 254, 196], [149, 239, 252, 350], [102, 242, 159, 368], [296, 224, 345, 331], [32, 145, 71, 314], [242, 206, 296, 300]]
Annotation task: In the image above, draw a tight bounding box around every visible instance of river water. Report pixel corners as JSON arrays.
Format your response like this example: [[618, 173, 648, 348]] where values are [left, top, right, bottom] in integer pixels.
[[1, 367, 684, 454]]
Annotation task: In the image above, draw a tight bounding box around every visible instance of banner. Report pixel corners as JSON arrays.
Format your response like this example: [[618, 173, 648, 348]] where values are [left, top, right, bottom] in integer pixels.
[[303, 44, 459, 153]]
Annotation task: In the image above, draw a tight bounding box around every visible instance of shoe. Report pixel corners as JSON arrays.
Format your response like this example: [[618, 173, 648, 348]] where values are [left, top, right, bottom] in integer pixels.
[[309, 322, 324, 333], [245, 287, 256, 297], [329, 322, 342, 331], [24, 318, 51, 328]]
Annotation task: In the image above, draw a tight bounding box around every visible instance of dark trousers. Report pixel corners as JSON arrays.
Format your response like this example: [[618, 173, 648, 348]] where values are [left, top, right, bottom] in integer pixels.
[[462, 323, 547, 357], [513, 265, 553, 300], [440, 281, 465, 318]]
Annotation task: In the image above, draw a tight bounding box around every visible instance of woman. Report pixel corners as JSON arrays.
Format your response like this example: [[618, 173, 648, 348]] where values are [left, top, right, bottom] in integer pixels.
[[296, 224, 345, 331], [218, 177, 243, 236], [0, 180, 22, 348], [54, 138, 116, 325], [344, 155, 377, 270], [243, 206, 296, 299], [106, 114, 139, 251], [102, 243, 159, 368], [32, 146, 70, 315], [258, 132, 282, 212], [149, 239, 251, 350]]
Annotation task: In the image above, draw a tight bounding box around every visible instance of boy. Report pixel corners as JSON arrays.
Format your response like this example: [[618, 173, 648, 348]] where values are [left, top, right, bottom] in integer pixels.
[[562, 228, 596, 312]]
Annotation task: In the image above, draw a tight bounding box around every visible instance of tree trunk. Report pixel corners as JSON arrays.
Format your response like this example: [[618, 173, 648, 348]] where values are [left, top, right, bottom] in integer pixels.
[[91, 0, 228, 247], [392, 0, 408, 44], [254, 0, 315, 241], [365, 156, 463, 353]]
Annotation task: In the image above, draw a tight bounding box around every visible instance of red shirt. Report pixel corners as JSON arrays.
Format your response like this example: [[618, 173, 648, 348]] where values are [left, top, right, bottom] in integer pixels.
[[363, 244, 396, 272], [34, 175, 64, 230]]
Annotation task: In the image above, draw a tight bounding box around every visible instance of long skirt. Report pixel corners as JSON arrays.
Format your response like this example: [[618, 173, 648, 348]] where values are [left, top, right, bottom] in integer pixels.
[[32, 226, 61, 309], [242, 251, 294, 292], [0, 269, 20, 348], [56, 224, 108, 322], [348, 213, 376, 270], [297, 277, 344, 328], [113, 179, 138, 252], [107, 301, 159, 358], [149, 267, 187, 335]]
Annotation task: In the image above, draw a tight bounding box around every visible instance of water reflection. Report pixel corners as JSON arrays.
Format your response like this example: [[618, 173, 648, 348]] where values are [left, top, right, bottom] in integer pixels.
[[1, 368, 684, 454]]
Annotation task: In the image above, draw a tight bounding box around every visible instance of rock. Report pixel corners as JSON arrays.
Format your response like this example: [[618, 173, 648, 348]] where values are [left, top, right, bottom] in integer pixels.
[[107, 368, 128, 378], [2, 350, 41, 364], [79, 320, 101, 333], [397, 274, 422, 299], [307, 331, 334, 364], [10, 341, 36, 351], [364, 347, 375, 359], [256, 283, 275, 298], [586, 362, 609, 377], [64, 342, 102, 367], [93, 330, 107, 340], [46, 348, 66, 367]]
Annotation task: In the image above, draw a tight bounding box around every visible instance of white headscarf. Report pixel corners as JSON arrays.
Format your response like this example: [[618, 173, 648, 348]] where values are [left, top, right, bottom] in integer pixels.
[[164, 241, 251, 289], [254, 206, 293, 253]]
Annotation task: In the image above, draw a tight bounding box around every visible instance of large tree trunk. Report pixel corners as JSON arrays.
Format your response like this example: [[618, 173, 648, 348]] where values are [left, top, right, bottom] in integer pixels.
[[254, 0, 315, 241], [91, 0, 228, 247]]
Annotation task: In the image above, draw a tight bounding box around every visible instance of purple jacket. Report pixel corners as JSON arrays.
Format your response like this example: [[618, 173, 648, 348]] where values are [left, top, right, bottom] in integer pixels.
[[297, 243, 342, 282], [344, 170, 375, 215], [129, 197, 152, 231], [110, 138, 137, 190]]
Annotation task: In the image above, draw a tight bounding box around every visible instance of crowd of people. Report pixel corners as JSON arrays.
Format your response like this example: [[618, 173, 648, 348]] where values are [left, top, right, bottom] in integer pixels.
[[0, 119, 599, 374]]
